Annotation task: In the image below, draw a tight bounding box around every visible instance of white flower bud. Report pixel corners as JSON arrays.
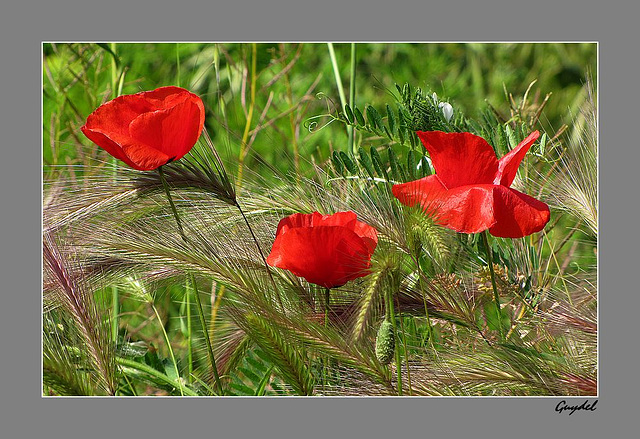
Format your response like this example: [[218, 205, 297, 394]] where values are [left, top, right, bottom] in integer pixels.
[[439, 102, 453, 122], [431, 92, 438, 104]]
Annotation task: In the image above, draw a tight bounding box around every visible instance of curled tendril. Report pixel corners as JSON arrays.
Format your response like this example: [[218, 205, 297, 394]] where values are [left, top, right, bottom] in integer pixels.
[[304, 114, 337, 133], [315, 92, 339, 113]]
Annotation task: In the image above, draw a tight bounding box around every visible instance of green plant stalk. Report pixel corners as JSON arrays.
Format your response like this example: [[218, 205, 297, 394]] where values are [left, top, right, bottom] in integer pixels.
[[111, 286, 119, 344], [186, 280, 193, 383], [409, 252, 434, 349], [280, 44, 301, 176], [348, 43, 357, 155], [122, 370, 138, 396], [398, 310, 412, 395], [157, 166, 186, 241], [236, 43, 258, 193], [386, 288, 402, 395], [327, 43, 347, 109], [327, 43, 351, 149], [109, 44, 120, 346], [116, 357, 198, 396], [156, 166, 224, 395], [323, 287, 331, 389], [175, 43, 181, 87], [236, 203, 284, 311], [190, 274, 224, 395], [109, 43, 118, 99], [151, 302, 184, 396], [481, 231, 504, 341], [324, 287, 330, 327]]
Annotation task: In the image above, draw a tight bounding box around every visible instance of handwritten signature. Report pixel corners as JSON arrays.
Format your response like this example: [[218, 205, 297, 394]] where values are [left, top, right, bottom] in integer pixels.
[[555, 399, 598, 415]]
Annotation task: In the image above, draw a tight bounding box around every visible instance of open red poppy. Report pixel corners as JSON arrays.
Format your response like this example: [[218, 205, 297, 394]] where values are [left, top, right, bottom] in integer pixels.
[[81, 86, 205, 171], [266, 211, 378, 288], [392, 131, 550, 238]]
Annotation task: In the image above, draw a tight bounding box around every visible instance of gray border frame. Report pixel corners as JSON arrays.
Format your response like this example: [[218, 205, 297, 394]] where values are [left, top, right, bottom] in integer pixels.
[[3, 1, 637, 438]]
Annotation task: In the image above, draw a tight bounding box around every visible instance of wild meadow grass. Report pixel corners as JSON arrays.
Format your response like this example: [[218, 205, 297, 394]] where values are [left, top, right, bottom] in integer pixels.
[[43, 42, 597, 396]]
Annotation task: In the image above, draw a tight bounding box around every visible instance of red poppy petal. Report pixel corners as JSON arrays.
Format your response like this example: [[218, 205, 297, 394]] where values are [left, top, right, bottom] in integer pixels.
[[313, 211, 357, 227], [488, 186, 550, 238], [429, 184, 497, 234], [417, 131, 498, 188], [274, 212, 313, 236], [392, 175, 447, 212], [350, 220, 379, 254], [128, 99, 204, 161], [143, 86, 193, 104], [494, 131, 540, 187], [267, 226, 372, 289], [84, 95, 154, 139], [275, 211, 361, 236], [117, 141, 173, 171], [80, 125, 142, 169]]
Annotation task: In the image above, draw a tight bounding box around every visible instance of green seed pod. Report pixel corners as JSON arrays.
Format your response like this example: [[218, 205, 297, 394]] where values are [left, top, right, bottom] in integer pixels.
[[375, 320, 395, 365]]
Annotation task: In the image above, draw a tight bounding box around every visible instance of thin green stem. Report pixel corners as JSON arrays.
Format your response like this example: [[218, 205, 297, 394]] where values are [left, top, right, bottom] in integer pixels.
[[481, 231, 504, 341], [324, 288, 330, 327], [109, 45, 120, 345], [116, 357, 198, 396], [190, 274, 224, 395], [323, 287, 331, 390], [157, 166, 186, 241], [236, 202, 283, 311], [122, 370, 138, 396], [156, 165, 224, 395], [386, 287, 402, 395], [408, 252, 434, 349], [348, 43, 356, 155], [186, 280, 193, 383], [151, 301, 183, 396], [398, 308, 412, 395], [175, 43, 181, 87], [111, 286, 119, 344], [327, 43, 347, 113], [236, 43, 257, 192], [109, 43, 118, 99]]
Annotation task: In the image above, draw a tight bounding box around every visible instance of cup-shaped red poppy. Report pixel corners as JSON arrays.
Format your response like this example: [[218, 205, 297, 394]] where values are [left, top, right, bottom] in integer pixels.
[[81, 86, 205, 171], [266, 211, 379, 289], [392, 131, 550, 238]]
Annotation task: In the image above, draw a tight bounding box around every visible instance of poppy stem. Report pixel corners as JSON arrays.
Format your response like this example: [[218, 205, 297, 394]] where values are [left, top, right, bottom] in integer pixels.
[[156, 165, 225, 395], [157, 166, 186, 241], [386, 287, 402, 395], [348, 43, 356, 155], [190, 274, 224, 395], [408, 252, 435, 351], [324, 288, 331, 327], [481, 231, 505, 341], [236, 203, 284, 311]]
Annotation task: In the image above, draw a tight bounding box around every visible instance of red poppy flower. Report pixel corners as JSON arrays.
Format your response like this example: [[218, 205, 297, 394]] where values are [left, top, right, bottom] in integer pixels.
[[392, 131, 550, 238], [266, 211, 378, 288], [81, 86, 205, 170]]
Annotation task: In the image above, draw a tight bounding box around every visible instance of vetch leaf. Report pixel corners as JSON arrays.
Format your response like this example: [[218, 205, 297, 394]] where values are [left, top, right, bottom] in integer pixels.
[[339, 151, 358, 174], [388, 147, 403, 181], [370, 147, 388, 180], [366, 105, 383, 133], [386, 104, 397, 136], [344, 104, 355, 124], [354, 106, 365, 126], [332, 151, 345, 176], [407, 149, 417, 180], [358, 147, 375, 178]]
